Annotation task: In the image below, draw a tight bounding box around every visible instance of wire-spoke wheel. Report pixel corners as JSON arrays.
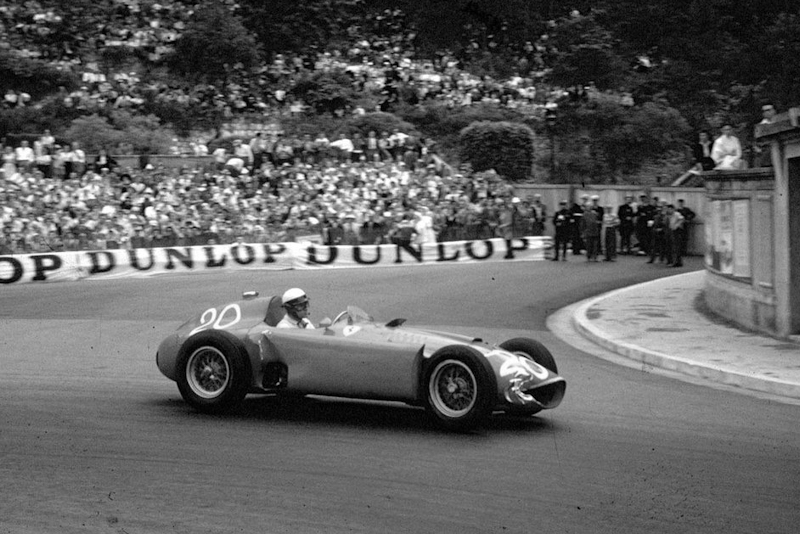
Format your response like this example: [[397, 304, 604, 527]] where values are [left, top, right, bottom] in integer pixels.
[[424, 346, 496, 432], [176, 332, 250, 413], [429, 360, 478, 417], [186, 346, 231, 399]]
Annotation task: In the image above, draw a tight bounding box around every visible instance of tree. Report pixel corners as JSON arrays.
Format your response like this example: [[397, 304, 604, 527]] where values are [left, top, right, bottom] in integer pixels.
[[459, 121, 535, 182], [290, 70, 360, 115], [167, 1, 261, 84], [543, 9, 627, 93], [558, 97, 690, 182], [237, 0, 365, 57]]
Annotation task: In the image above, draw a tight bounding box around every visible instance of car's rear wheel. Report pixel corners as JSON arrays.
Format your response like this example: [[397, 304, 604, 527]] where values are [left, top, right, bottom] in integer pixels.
[[176, 332, 250, 413], [424, 346, 496, 432]]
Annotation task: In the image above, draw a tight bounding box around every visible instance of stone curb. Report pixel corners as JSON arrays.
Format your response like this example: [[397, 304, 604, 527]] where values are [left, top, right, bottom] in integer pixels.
[[572, 276, 800, 401]]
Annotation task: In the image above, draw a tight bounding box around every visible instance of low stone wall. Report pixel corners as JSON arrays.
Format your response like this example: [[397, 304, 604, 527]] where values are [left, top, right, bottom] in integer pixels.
[[702, 168, 779, 336], [704, 270, 777, 335]]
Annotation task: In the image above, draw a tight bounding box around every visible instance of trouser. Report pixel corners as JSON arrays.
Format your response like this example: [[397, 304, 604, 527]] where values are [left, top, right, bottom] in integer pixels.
[[637, 226, 650, 254], [604, 227, 617, 260], [572, 224, 584, 253], [620, 225, 633, 253], [585, 235, 601, 260], [670, 230, 684, 265], [553, 231, 569, 259], [649, 231, 666, 262]]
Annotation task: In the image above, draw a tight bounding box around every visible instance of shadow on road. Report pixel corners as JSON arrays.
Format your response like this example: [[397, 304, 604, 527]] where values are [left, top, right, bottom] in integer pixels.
[[148, 394, 560, 435]]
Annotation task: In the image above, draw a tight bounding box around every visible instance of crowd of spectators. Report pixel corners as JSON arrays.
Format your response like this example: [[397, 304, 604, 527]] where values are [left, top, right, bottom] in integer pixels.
[[1, 1, 549, 125], [0, 2, 567, 255], [0, 138, 553, 254]]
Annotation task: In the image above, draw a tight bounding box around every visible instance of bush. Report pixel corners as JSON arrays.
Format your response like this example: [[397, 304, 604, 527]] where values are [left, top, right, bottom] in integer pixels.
[[559, 98, 691, 182], [399, 102, 523, 160], [0, 50, 79, 99], [290, 69, 360, 115], [62, 111, 176, 154], [459, 121, 535, 182]]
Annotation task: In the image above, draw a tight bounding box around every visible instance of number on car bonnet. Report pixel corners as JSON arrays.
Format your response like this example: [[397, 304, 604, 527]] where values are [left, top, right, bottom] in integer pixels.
[[188, 304, 242, 337]]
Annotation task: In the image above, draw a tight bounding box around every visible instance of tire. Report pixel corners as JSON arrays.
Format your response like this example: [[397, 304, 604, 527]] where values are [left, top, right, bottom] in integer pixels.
[[499, 337, 558, 373], [423, 346, 497, 432], [499, 338, 557, 417], [176, 331, 251, 414]]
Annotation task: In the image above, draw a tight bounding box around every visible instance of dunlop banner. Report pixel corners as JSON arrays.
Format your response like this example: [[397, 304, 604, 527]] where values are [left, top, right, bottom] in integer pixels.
[[0, 237, 551, 285]]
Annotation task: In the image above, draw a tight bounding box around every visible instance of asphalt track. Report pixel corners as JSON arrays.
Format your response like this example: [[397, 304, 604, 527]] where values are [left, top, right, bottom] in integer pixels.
[[1, 256, 798, 534]]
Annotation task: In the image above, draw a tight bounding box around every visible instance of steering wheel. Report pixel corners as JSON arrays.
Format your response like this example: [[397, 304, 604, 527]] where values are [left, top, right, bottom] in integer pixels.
[[332, 310, 350, 325]]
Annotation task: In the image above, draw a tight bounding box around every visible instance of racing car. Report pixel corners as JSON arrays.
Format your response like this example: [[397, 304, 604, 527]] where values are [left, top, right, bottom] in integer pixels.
[[156, 291, 566, 431]]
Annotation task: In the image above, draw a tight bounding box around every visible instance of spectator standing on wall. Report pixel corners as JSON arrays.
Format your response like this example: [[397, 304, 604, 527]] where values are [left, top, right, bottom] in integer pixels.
[[756, 103, 777, 167], [711, 124, 743, 170], [551, 199, 571, 261], [617, 195, 635, 255], [692, 131, 716, 171]]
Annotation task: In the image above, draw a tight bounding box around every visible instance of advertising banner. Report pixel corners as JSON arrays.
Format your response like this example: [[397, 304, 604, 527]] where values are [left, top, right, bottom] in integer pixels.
[[0, 237, 552, 285]]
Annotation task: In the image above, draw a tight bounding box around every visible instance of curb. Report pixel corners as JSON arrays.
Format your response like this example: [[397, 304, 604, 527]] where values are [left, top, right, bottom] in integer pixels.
[[572, 275, 800, 401]]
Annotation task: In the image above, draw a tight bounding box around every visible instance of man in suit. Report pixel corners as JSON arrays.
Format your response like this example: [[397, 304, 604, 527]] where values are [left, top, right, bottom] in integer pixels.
[[617, 195, 636, 254]]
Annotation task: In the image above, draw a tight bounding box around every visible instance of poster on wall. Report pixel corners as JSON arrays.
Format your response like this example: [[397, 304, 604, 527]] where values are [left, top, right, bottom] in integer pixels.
[[713, 200, 734, 274], [704, 201, 716, 269], [732, 199, 751, 278]]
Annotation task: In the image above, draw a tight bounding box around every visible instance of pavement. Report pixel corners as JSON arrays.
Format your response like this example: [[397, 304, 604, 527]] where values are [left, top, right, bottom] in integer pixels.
[[554, 270, 800, 403]]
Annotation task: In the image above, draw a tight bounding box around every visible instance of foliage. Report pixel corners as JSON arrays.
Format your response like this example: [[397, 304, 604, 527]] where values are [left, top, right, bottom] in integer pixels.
[[290, 70, 360, 115], [543, 10, 627, 92], [557, 97, 690, 182], [459, 121, 535, 182], [62, 112, 175, 153], [0, 50, 78, 98], [399, 102, 522, 160], [237, 0, 365, 57], [166, 1, 262, 83], [144, 99, 226, 138]]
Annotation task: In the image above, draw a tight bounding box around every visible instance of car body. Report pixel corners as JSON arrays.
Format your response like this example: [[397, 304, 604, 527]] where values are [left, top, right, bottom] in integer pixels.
[[156, 292, 566, 431]]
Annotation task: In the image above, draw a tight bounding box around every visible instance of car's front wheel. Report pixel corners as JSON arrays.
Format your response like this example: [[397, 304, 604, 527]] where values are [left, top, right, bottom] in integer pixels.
[[500, 337, 558, 373], [176, 332, 250, 413], [499, 337, 558, 417], [423, 346, 497, 432]]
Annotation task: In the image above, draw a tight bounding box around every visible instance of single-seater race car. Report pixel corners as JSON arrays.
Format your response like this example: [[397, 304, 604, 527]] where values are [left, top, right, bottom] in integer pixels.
[[156, 291, 566, 431]]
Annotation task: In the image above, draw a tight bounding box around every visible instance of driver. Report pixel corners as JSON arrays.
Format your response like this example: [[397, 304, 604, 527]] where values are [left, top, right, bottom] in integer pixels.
[[277, 288, 315, 329]]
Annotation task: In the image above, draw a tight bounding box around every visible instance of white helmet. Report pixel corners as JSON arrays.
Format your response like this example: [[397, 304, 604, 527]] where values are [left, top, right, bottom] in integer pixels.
[[282, 288, 309, 308]]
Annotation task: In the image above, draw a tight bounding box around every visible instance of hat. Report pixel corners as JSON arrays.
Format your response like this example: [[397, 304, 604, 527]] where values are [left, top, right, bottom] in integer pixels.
[[591, 194, 600, 200], [512, 197, 521, 204], [559, 199, 567, 204]]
